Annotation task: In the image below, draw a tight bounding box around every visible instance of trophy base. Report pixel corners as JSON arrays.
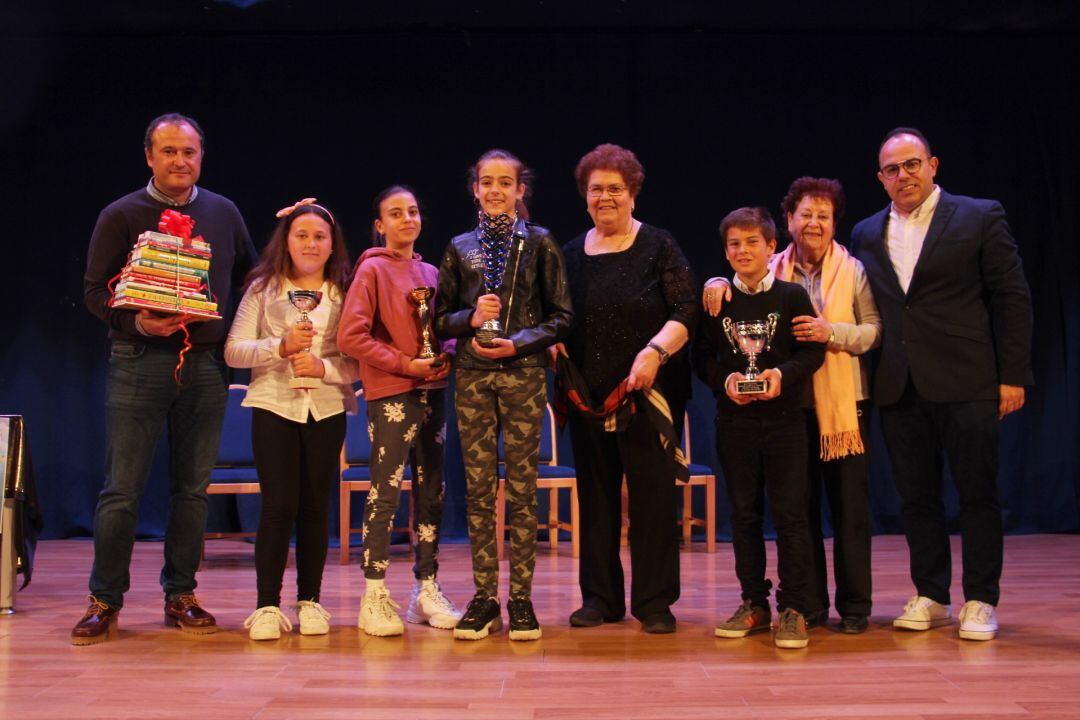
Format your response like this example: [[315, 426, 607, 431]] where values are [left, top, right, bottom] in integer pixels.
[[474, 327, 502, 348], [288, 376, 320, 390], [735, 378, 768, 394]]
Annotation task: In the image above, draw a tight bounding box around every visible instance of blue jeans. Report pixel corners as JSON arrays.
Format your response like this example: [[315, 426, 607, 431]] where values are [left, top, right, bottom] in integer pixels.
[[89, 341, 228, 609]]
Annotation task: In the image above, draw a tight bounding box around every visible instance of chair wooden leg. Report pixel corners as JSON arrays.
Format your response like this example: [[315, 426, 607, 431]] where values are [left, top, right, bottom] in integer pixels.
[[548, 487, 559, 550], [339, 484, 350, 565], [496, 479, 506, 561], [570, 483, 580, 558], [620, 476, 629, 548], [682, 484, 693, 547], [706, 476, 717, 553]]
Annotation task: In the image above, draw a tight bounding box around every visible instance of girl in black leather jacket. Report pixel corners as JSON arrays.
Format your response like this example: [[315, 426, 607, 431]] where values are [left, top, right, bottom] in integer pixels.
[[435, 149, 572, 642]]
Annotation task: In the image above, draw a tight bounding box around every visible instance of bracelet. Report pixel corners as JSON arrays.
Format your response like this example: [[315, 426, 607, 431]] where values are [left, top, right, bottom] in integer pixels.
[[647, 341, 670, 365]]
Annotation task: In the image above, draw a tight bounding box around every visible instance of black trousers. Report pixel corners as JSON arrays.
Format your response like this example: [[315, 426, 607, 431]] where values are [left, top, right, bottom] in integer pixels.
[[879, 379, 1002, 606], [251, 408, 346, 608], [569, 408, 682, 621], [806, 400, 873, 617], [716, 409, 817, 615]]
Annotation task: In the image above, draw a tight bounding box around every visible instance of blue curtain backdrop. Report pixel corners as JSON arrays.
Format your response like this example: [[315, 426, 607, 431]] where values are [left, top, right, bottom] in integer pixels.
[[1, 1, 1077, 542]]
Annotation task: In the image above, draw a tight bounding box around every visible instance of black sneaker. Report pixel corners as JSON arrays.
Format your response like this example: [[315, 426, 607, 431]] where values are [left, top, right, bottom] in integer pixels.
[[507, 598, 542, 641], [453, 594, 502, 640]]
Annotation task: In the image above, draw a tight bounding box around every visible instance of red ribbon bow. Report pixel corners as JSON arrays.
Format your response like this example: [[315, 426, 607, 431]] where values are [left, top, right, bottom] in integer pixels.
[[157, 209, 205, 246]]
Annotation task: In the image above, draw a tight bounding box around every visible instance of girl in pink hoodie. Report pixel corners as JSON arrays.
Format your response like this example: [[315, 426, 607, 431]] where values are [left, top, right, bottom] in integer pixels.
[[337, 186, 461, 636]]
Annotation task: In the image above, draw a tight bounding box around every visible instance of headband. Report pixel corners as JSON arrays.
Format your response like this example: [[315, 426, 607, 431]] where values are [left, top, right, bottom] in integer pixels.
[[275, 197, 336, 226]]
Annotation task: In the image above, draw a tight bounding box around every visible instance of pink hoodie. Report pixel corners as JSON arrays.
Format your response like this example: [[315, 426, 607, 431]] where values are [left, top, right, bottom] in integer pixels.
[[338, 247, 454, 401]]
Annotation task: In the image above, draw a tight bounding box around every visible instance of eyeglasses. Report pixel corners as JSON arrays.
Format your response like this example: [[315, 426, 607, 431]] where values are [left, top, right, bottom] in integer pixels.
[[586, 184, 627, 198], [879, 157, 927, 180]]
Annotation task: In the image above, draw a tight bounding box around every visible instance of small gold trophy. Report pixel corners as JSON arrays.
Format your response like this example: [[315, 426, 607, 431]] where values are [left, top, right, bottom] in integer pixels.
[[287, 289, 323, 390], [409, 287, 444, 367]]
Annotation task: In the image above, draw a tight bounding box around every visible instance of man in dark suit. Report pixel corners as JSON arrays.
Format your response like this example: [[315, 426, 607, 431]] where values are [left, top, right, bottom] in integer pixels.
[[850, 127, 1032, 642]]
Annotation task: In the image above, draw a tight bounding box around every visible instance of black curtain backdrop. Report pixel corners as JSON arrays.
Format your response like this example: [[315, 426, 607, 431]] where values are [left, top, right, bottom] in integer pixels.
[[2, 1, 1077, 543]]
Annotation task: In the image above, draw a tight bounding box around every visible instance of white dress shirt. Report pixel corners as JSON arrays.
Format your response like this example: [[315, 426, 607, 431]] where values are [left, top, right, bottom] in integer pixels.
[[886, 185, 941, 294], [224, 278, 358, 423]]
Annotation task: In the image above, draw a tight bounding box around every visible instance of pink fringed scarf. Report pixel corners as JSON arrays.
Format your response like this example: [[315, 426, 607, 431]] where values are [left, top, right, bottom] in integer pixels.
[[772, 242, 865, 460]]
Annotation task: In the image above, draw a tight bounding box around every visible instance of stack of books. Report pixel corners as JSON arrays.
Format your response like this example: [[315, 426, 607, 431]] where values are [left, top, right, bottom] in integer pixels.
[[110, 230, 220, 320]]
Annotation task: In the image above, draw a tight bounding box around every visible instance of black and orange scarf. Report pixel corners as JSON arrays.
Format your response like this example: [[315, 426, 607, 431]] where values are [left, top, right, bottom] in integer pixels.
[[553, 354, 689, 484]]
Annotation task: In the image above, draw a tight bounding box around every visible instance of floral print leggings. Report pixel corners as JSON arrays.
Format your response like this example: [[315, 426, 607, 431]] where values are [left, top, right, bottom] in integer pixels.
[[361, 388, 447, 580]]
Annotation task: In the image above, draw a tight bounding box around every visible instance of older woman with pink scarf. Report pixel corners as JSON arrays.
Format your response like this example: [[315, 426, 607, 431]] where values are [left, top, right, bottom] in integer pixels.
[[703, 177, 881, 634]]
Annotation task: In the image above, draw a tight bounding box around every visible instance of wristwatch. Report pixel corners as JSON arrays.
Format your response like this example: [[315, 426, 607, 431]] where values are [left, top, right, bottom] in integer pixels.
[[647, 341, 670, 365]]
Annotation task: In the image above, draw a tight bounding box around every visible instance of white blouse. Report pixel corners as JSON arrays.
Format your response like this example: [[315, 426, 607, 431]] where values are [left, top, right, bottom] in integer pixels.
[[224, 278, 358, 423]]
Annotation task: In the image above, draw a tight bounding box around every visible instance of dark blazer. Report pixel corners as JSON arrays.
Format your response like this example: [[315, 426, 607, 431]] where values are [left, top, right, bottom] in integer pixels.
[[850, 189, 1033, 406]]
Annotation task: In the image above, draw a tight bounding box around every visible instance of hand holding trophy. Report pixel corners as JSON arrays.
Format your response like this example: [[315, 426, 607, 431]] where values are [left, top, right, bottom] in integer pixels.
[[474, 230, 512, 347], [286, 289, 323, 390], [722, 313, 779, 394]]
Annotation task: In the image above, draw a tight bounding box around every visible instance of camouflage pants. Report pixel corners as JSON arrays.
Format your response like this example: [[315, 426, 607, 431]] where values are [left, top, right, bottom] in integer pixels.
[[362, 389, 447, 580], [455, 367, 545, 599]]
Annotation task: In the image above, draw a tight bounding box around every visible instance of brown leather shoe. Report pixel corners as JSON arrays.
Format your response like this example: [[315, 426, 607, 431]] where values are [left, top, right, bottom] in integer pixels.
[[164, 594, 218, 634], [71, 596, 119, 646]]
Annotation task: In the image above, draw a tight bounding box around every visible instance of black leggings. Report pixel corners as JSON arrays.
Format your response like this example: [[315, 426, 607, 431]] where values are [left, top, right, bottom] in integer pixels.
[[251, 408, 346, 608]]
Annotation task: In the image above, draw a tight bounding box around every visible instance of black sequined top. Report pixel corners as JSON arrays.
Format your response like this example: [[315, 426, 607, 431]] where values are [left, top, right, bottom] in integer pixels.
[[563, 223, 699, 405]]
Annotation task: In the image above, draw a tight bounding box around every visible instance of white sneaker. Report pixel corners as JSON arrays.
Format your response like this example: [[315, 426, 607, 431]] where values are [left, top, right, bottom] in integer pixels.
[[958, 600, 998, 641], [893, 595, 952, 631], [244, 606, 292, 641], [296, 600, 331, 636], [407, 579, 463, 630], [358, 587, 404, 637]]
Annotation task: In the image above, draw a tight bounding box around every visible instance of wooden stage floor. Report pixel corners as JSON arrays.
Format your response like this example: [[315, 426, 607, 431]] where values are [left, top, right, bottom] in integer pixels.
[[2, 535, 1078, 719]]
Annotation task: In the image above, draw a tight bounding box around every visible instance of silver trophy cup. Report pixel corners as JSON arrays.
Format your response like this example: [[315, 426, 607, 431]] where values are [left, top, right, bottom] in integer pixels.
[[722, 314, 779, 394], [287, 289, 323, 390]]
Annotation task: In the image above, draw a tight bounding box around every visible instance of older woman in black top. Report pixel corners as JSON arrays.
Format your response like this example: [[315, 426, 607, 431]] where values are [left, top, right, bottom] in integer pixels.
[[561, 144, 698, 633]]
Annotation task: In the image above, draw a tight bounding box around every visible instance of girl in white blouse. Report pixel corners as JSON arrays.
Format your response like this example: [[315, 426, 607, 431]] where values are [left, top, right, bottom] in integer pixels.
[[224, 199, 358, 640]]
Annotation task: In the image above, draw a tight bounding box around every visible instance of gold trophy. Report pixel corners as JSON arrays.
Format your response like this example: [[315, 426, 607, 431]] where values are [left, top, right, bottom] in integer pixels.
[[722, 313, 779, 394], [409, 286, 443, 367], [287, 289, 323, 390]]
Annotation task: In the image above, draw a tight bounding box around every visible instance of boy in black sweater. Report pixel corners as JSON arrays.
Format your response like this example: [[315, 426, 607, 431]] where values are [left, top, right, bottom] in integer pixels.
[[693, 207, 825, 649]]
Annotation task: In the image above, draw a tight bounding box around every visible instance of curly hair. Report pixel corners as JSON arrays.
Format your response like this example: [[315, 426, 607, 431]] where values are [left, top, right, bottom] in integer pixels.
[[780, 176, 846, 222], [719, 206, 777, 243], [573, 143, 645, 198], [244, 204, 352, 298]]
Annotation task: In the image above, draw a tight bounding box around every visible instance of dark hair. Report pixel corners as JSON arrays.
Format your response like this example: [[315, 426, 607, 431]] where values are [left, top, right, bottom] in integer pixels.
[[780, 176, 846, 223], [879, 126, 933, 157], [244, 204, 351, 298], [468, 148, 534, 220], [719, 206, 777, 244], [144, 113, 205, 153], [371, 184, 422, 247], [573, 143, 645, 198]]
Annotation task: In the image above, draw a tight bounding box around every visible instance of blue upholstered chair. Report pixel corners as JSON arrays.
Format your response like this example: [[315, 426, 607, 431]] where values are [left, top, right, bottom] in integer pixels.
[[619, 411, 717, 553], [205, 384, 260, 543], [680, 411, 717, 552], [338, 389, 413, 565], [495, 403, 580, 559]]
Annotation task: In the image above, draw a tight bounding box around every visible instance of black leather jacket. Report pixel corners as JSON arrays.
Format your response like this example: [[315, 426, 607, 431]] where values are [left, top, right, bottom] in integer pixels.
[[435, 217, 573, 370]]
